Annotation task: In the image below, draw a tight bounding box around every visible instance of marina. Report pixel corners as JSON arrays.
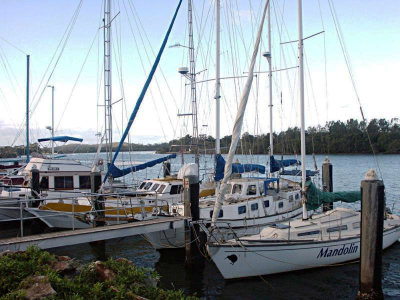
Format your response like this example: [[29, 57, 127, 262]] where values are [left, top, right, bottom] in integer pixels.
[[0, 0, 399, 299]]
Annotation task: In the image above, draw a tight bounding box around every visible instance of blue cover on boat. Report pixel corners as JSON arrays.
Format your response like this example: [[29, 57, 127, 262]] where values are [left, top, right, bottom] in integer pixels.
[[108, 154, 176, 178], [280, 169, 319, 176], [214, 154, 265, 181], [270, 155, 300, 173], [103, 0, 182, 183], [38, 136, 83, 143]]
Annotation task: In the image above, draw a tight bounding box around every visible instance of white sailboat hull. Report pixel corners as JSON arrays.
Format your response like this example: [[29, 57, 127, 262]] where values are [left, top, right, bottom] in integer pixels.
[[145, 207, 303, 249], [207, 226, 400, 279]]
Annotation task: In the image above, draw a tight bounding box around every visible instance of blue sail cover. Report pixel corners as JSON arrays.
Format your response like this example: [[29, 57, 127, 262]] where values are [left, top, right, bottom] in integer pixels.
[[270, 155, 300, 173], [280, 169, 319, 177], [108, 154, 176, 178], [38, 136, 83, 143], [103, 0, 182, 183], [214, 154, 265, 181]]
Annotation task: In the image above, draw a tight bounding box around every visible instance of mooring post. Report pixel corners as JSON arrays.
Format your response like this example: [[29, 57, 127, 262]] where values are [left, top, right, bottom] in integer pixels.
[[322, 157, 333, 212], [183, 174, 200, 266], [91, 172, 104, 227], [30, 168, 40, 208], [357, 169, 384, 300]]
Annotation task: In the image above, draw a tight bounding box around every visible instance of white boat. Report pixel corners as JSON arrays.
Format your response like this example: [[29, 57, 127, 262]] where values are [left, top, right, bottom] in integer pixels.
[[206, 207, 400, 279]]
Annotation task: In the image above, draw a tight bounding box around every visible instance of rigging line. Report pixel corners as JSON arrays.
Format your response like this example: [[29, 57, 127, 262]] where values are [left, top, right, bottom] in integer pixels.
[[129, 0, 179, 112], [0, 36, 27, 55], [11, 0, 84, 146], [0, 48, 21, 100], [56, 28, 100, 131], [121, 0, 168, 142], [0, 45, 24, 97], [126, 0, 176, 139], [327, 0, 383, 180]]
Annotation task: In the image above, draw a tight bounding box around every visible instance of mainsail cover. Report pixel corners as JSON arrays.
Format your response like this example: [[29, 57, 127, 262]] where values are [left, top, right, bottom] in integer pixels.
[[305, 181, 360, 210], [211, 0, 269, 227], [214, 154, 265, 181], [270, 155, 299, 173], [103, 0, 183, 183], [108, 154, 176, 178]]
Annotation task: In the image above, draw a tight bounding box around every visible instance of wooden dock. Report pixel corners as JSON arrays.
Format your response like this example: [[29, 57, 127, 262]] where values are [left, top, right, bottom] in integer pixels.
[[0, 216, 188, 252]]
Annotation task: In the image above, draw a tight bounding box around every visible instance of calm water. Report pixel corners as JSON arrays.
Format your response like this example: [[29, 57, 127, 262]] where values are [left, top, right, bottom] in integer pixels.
[[18, 153, 400, 298]]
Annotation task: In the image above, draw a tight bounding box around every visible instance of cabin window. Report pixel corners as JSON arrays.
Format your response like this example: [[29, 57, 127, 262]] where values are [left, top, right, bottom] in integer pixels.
[[151, 183, 160, 191], [278, 202, 284, 208], [157, 184, 166, 194], [170, 185, 182, 195], [264, 200, 270, 208], [251, 203, 258, 211], [247, 185, 257, 195], [210, 210, 223, 218], [327, 225, 348, 233], [232, 184, 242, 194], [353, 222, 360, 229], [54, 176, 73, 190], [295, 193, 300, 200], [139, 182, 146, 189], [144, 182, 153, 190], [289, 195, 294, 202], [79, 176, 91, 189], [39, 176, 49, 190], [238, 205, 246, 215], [298, 230, 320, 237]]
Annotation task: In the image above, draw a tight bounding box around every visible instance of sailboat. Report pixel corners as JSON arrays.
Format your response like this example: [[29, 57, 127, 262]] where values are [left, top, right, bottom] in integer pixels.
[[205, 0, 400, 279]]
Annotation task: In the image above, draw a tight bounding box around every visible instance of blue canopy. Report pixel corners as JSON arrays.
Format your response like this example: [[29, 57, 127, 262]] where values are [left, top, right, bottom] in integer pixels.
[[38, 136, 83, 143], [108, 154, 176, 178], [270, 155, 300, 173], [215, 154, 265, 181]]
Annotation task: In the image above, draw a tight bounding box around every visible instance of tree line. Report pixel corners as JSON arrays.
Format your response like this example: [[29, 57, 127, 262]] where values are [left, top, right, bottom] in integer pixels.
[[0, 118, 399, 158]]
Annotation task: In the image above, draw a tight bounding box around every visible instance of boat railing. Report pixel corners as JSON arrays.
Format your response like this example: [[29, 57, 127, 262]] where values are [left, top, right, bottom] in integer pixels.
[[0, 189, 172, 237]]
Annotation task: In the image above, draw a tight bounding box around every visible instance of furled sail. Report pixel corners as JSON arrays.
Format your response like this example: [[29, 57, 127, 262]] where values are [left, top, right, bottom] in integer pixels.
[[270, 155, 299, 173], [305, 181, 360, 210], [211, 0, 269, 227], [214, 154, 265, 181], [108, 154, 176, 178], [103, 0, 183, 183]]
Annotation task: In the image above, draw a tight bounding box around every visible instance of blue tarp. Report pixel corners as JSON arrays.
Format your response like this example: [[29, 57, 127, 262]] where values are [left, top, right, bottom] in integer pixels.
[[214, 154, 265, 181], [108, 154, 176, 178], [263, 178, 280, 194], [38, 136, 83, 143], [270, 155, 300, 173]]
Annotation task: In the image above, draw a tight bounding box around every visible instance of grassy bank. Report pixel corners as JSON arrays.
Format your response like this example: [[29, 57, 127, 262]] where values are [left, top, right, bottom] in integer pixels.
[[0, 246, 197, 299]]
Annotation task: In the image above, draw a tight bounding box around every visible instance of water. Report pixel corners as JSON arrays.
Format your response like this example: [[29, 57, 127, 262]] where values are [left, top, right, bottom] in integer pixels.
[[13, 153, 400, 298]]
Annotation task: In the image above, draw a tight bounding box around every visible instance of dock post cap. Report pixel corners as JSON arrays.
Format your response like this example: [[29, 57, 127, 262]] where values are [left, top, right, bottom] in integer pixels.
[[323, 156, 330, 164], [364, 169, 378, 181]]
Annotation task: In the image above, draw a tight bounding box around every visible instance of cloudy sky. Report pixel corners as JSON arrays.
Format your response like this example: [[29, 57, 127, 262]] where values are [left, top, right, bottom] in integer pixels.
[[0, 0, 399, 147]]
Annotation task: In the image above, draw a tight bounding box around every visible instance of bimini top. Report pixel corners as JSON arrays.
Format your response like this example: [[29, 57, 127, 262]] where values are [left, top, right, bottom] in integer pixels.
[[38, 136, 83, 143]]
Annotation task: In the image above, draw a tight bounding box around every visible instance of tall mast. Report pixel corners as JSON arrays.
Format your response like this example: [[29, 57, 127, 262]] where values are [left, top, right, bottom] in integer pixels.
[[104, 0, 113, 165], [267, 4, 273, 156], [298, 0, 307, 220], [26, 55, 30, 163], [215, 0, 221, 154], [188, 0, 199, 168], [50, 86, 55, 155]]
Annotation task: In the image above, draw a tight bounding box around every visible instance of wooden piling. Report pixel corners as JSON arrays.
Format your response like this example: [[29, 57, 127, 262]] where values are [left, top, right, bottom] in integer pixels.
[[91, 172, 104, 227], [322, 157, 333, 212], [30, 168, 40, 208], [183, 174, 200, 266], [357, 169, 384, 300]]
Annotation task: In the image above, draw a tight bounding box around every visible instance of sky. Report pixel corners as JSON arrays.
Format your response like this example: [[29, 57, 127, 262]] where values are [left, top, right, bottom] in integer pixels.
[[0, 0, 399, 147]]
